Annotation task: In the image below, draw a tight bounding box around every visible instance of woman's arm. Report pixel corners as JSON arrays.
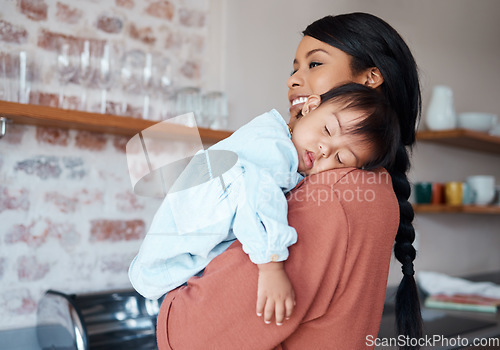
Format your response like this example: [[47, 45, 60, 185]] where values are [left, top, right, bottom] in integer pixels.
[[156, 179, 350, 350]]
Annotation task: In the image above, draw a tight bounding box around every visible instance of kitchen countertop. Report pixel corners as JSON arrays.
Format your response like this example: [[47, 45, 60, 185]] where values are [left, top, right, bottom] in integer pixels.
[[377, 271, 500, 350]]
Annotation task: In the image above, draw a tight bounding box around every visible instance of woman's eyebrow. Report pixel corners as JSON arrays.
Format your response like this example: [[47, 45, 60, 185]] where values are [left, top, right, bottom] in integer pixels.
[[293, 48, 329, 65], [306, 48, 329, 58]]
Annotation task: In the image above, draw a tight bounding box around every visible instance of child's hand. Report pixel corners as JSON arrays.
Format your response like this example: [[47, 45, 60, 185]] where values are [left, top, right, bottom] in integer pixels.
[[256, 262, 295, 326]]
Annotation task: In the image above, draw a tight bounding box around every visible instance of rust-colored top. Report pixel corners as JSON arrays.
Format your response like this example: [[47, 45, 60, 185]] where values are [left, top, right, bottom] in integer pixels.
[[156, 167, 399, 350]]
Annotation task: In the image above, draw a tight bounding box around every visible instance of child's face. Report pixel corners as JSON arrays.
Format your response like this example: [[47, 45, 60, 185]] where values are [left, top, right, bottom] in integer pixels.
[[290, 95, 375, 176]]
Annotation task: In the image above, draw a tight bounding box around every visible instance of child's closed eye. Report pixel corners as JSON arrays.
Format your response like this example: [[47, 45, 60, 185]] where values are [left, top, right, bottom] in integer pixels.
[[336, 154, 343, 164]]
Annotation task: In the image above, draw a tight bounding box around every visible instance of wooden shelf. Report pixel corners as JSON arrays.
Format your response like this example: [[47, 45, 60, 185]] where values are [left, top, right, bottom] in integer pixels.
[[0, 101, 233, 144], [413, 204, 500, 215], [415, 129, 500, 215], [416, 129, 500, 155]]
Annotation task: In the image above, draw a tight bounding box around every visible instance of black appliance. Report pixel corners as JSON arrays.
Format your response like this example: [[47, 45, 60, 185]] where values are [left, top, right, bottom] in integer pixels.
[[37, 289, 163, 350]]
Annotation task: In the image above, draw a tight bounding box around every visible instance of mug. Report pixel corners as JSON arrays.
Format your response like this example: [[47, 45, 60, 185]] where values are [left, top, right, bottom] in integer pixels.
[[431, 183, 444, 204], [466, 175, 495, 205], [462, 183, 476, 205], [414, 182, 432, 204], [444, 182, 463, 206]]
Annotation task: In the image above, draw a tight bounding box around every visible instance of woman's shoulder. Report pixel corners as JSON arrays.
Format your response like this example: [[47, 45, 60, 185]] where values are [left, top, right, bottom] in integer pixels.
[[288, 167, 399, 251]]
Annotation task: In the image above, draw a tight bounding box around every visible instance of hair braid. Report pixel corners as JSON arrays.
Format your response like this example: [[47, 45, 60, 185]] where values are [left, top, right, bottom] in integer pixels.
[[388, 145, 423, 348]]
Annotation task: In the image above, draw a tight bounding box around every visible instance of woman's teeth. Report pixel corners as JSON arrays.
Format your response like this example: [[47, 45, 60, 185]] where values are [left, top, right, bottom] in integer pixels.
[[292, 97, 308, 106]]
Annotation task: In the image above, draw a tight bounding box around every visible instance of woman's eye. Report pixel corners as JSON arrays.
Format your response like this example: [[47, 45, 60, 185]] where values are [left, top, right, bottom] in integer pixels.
[[324, 126, 331, 135], [290, 69, 297, 76], [309, 61, 322, 69]]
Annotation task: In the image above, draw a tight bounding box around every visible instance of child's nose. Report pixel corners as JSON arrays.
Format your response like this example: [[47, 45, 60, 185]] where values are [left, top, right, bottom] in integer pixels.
[[319, 143, 332, 158]]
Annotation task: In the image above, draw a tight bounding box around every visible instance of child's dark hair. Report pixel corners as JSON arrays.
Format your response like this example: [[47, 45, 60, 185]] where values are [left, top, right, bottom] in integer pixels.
[[318, 82, 400, 171], [304, 13, 423, 349]]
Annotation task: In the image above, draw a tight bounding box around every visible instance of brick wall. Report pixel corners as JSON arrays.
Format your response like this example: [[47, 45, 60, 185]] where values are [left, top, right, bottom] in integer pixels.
[[0, 0, 210, 330], [1, 0, 209, 116]]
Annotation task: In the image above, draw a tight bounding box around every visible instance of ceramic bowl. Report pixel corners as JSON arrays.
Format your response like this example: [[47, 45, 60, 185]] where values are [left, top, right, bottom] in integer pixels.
[[457, 112, 497, 131], [489, 124, 500, 137]]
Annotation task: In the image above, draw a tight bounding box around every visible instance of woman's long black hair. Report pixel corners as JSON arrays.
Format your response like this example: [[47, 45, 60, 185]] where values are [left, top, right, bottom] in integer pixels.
[[303, 13, 423, 349]]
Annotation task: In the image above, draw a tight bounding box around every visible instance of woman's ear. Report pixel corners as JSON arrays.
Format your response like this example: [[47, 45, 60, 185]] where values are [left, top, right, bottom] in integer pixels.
[[302, 95, 321, 115], [364, 67, 384, 88]]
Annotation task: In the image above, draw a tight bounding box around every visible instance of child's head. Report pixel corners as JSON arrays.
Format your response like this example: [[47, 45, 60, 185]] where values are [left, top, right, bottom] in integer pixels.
[[289, 83, 400, 176]]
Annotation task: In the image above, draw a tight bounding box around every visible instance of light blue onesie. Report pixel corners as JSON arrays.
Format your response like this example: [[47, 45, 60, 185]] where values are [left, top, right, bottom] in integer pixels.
[[129, 109, 304, 300]]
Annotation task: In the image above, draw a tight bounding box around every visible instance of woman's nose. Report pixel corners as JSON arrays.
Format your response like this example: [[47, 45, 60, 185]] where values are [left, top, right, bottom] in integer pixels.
[[287, 70, 303, 89]]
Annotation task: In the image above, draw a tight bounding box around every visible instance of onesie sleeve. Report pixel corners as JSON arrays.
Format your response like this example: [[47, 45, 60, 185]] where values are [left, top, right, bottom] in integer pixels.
[[227, 110, 303, 264]]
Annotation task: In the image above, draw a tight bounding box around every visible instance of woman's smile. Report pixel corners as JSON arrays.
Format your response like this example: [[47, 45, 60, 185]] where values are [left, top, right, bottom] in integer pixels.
[[289, 94, 309, 116]]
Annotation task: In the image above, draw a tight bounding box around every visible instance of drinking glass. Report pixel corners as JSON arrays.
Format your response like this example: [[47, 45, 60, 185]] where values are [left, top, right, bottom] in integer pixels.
[[95, 41, 116, 114], [156, 55, 176, 120], [78, 40, 97, 111], [175, 87, 202, 127], [120, 49, 146, 116], [56, 38, 78, 108], [142, 53, 154, 119], [7, 50, 38, 105], [158, 56, 174, 94], [0, 52, 12, 102], [202, 91, 228, 129]]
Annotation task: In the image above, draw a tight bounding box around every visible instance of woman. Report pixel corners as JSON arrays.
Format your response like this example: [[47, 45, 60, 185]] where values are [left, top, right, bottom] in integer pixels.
[[156, 12, 422, 350]]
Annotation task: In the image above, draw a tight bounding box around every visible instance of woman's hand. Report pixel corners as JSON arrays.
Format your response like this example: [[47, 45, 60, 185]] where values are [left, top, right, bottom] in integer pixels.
[[256, 262, 296, 325]]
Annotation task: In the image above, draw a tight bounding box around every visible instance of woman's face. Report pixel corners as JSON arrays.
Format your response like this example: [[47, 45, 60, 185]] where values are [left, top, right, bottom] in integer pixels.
[[287, 36, 369, 118]]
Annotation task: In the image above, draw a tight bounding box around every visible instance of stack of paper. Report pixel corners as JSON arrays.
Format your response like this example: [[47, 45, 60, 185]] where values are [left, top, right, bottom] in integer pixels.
[[424, 293, 500, 313], [418, 271, 500, 313]]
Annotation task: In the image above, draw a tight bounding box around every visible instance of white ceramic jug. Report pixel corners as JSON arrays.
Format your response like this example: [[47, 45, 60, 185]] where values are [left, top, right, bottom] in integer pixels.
[[425, 85, 457, 130]]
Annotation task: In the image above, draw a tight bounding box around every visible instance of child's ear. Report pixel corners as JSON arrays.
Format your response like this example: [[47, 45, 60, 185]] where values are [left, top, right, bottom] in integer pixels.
[[302, 95, 321, 115]]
